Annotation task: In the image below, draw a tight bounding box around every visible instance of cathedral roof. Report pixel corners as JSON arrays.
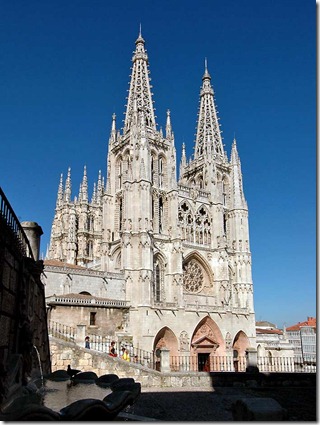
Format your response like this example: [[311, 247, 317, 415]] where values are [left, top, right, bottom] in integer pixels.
[[256, 328, 283, 335], [47, 292, 111, 301], [255, 320, 276, 328], [44, 259, 88, 270]]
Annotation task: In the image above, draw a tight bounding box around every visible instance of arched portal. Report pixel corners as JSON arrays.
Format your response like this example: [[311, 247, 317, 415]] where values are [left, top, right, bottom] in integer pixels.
[[153, 327, 179, 371], [232, 330, 250, 356], [190, 316, 225, 371]]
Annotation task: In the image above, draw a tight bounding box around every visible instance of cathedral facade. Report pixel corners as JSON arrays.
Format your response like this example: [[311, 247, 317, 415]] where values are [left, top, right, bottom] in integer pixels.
[[46, 31, 256, 360]]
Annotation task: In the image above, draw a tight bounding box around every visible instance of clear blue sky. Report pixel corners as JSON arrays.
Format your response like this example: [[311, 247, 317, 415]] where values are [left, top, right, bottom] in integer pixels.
[[0, 1, 315, 329]]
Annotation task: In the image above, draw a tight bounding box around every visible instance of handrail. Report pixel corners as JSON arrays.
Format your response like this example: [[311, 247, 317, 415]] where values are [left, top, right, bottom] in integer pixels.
[[46, 295, 129, 308], [0, 186, 34, 260]]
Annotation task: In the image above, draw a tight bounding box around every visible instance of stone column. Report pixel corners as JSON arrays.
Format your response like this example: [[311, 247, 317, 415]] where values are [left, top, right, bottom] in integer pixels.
[[76, 324, 87, 347], [245, 347, 259, 373], [160, 348, 171, 373], [21, 221, 43, 261]]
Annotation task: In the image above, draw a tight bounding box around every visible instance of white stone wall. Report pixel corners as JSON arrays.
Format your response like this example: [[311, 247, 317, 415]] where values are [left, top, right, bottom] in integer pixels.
[[43, 266, 125, 300]]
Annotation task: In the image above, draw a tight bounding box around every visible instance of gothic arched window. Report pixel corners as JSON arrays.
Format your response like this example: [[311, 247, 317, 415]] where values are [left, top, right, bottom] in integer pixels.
[[159, 196, 163, 233], [117, 158, 123, 189], [88, 240, 93, 257], [155, 263, 161, 302], [151, 155, 155, 184], [118, 197, 123, 232], [153, 257, 164, 303], [159, 157, 164, 188]]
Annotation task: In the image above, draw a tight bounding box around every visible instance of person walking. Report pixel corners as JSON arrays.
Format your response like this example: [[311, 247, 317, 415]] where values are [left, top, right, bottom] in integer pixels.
[[121, 346, 130, 361], [85, 336, 90, 349], [109, 341, 117, 357]]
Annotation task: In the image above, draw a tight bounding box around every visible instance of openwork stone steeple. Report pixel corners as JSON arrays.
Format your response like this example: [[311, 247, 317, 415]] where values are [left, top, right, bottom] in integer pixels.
[[124, 28, 156, 132], [194, 60, 224, 159]]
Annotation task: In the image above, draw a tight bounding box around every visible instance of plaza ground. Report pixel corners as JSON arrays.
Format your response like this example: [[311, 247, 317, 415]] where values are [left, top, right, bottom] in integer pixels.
[[119, 384, 317, 421]]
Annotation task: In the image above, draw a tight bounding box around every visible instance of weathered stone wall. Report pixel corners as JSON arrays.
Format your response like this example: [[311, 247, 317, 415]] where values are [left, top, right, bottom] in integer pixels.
[[0, 194, 50, 406], [48, 305, 128, 336], [49, 337, 213, 389], [43, 265, 125, 300], [50, 337, 316, 391]]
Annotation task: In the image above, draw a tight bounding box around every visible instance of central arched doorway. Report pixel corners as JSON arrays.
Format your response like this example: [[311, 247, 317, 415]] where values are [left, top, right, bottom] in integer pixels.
[[190, 316, 225, 371]]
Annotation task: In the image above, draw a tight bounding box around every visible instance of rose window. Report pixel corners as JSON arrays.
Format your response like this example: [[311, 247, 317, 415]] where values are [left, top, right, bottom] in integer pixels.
[[183, 260, 204, 293]]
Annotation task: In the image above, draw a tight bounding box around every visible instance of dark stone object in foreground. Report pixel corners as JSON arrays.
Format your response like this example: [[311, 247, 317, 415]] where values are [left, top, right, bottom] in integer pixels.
[[95, 373, 119, 387], [110, 377, 135, 390], [71, 371, 98, 383], [1, 401, 61, 421], [232, 397, 288, 421], [0, 371, 141, 421], [60, 389, 140, 421], [44, 369, 71, 381]]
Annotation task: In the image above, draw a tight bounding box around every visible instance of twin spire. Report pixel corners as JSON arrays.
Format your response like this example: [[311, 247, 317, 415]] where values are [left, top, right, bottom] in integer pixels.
[[124, 28, 157, 132], [121, 29, 224, 163], [194, 58, 224, 160]]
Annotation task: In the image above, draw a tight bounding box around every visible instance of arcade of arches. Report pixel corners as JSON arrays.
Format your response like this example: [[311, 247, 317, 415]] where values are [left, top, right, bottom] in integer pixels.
[[153, 316, 250, 371]]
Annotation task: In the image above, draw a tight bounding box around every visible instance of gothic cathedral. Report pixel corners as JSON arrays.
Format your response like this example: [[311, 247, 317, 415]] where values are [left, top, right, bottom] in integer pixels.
[[46, 31, 256, 358]]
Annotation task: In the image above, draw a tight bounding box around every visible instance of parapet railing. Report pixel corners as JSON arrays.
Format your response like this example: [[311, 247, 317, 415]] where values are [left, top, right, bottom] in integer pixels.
[[0, 186, 34, 260], [170, 355, 316, 373], [48, 320, 76, 342], [170, 355, 247, 372], [47, 320, 157, 370], [46, 295, 129, 308], [88, 333, 157, 370]]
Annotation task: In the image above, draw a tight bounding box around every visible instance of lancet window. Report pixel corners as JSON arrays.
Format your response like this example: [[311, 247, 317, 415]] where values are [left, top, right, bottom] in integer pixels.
[[87, 215, 94, 232], [153, 257, 164, 302], [87, 240, 93, 258], [159, 157, 164, 188], [159, 196, 163, 233], [116, 157, 122, 190], [115, 196, 123, 233]]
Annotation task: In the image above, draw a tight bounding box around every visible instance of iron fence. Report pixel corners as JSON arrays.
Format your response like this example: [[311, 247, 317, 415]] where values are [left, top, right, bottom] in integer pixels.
[[170, 355, 316, 373], [170, 355, 247, 372], [48, 320, 76, 342], [0, 186, 34, 260], [47, 320, 316, 374], [86, 333, 157, 369], [258, 356, 316, 373]]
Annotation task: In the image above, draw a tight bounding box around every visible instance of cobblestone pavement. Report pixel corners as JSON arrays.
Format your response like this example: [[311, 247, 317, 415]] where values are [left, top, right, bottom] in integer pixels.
[[119, 385, 317, 421]]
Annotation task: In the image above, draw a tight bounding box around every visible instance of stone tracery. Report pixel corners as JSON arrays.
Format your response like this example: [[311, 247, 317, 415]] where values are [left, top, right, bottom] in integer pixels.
[[178, 202, 211, 245], [183, 260, 204, 293]]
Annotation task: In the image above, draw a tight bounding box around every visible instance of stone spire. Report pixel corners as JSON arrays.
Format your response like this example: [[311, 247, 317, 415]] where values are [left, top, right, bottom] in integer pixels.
[[166, 109, 172, 139], [97, 170, 103, 203], [179, 142, 187, 178], [56, 173, 64, 208], [109, 113, 117, 145], [194, 60, 224, 160], [91, 182, 97, 203], [64, 167, 72, 202], [124, 29, 156, 132], [80, 166, 88, 202], [230, 138, 247, 209]]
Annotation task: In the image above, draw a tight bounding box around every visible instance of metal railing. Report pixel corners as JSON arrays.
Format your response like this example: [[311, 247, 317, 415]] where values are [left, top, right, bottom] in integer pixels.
[[46, 320, 316, 374], [170, 355, 316, 373], [170, 355, 247, 372], [87, 333, 156, 369], [0, 186, 34, 260], [48, 320, 76, 342], [257, 356, 316, 373]]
